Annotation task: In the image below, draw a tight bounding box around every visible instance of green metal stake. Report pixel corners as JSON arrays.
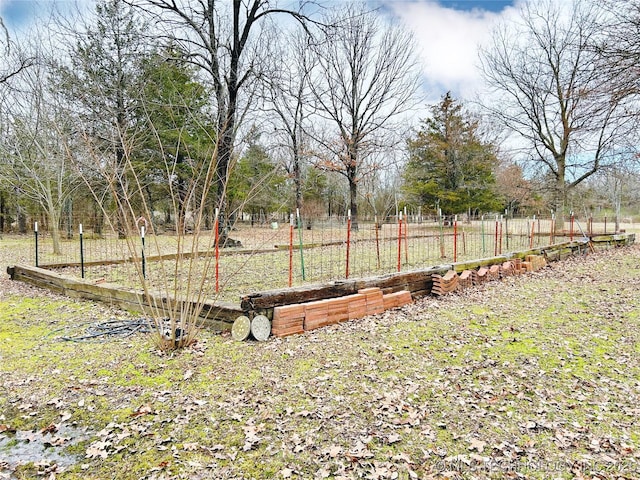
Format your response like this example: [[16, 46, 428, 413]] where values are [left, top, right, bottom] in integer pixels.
[[296, 209, 306, 281]]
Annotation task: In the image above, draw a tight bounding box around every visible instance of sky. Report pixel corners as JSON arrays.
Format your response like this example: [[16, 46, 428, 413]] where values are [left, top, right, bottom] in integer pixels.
[[0, 0, 519, 102], [381, 0, 520, 102]]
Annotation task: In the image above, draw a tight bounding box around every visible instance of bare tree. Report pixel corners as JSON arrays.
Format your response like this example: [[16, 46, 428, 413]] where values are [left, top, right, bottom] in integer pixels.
[[479, 0, 633, 228], [264, 29, 316, 216], [130, 0, 318, 242], [0, 17, 33, 85], [0, 46, 80, 254], [56, 0, 150, 237], [599, 1, 640, 100], [310, 4, 421, 230]]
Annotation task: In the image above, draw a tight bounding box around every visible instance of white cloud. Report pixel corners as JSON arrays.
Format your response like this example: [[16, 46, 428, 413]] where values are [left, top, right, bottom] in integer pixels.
[[384, 1, 521, 102]]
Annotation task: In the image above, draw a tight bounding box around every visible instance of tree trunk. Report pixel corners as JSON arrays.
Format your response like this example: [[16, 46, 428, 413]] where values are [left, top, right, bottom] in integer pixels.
[[348, 167, 358, 231], [554, 167, 566, 233], [45, 191, 62, 255], [0, 192, 5, 232], [18, 207, 26, 234], [293, 149, 303, 215]]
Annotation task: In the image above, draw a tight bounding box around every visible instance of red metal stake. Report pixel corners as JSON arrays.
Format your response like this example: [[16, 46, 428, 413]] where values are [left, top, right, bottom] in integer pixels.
[[346, 210, 352, 279], [375, 215, 381, 269], [288, 213, 294, 287], [397, 213, 403, 272], [214, 209, 220, 293], [529, 216, 535, 249], [570, 212, 574, 242]]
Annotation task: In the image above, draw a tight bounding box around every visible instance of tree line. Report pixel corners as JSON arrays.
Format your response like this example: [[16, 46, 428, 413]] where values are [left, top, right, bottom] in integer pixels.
[[1, 0, 639, 251]]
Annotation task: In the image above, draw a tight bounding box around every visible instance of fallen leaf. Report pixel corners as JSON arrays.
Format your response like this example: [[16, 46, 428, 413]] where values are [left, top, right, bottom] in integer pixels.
[[280, 468, 293, 478], [468, 438, 486, 453], [328, 445, 342, 458], [86, 441, 110, 459], [387, 433, 402, 444]]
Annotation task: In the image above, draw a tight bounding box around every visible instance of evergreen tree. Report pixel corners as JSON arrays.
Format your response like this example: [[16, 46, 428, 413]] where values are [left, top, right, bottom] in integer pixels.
[[136, 47, 214, 230], [403, 93, 501, 215], [227, 131, 287, 220], [56, 0, 149, 236]]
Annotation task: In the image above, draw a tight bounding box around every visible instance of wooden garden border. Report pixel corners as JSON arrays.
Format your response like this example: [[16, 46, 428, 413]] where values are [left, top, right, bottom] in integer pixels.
[[6, 233, 635, 330]]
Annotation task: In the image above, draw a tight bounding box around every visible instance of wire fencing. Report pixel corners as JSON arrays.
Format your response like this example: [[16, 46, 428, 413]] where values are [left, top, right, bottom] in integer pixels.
[[22, 213, 631, 303]]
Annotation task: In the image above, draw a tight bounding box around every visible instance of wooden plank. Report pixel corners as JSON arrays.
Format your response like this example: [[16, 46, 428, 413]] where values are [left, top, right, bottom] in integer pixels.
[[242, 281, 357, 311], [241, 266, 450, 311], [7, 264, 242, 329]]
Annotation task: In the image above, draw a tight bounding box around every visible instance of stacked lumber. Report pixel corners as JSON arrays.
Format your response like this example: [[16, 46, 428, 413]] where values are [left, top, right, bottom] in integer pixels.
[[473, 267, 489, 285], [303, 300, 331, 331], [326, 296, 350, 324], [347, 293, 367, 320], [382, 290, 413, 309], [358, 288, 385, 315], [432, 270, 459, 296], [525, 254, 547, 271], [458, 270, 473, 290], [271, 288, 411, 338], [271, 304, 305, 337]]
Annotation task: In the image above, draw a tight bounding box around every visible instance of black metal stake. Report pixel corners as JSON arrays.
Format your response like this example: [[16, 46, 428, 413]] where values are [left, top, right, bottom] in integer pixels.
[[80, 224, 85, 279], [141, 226, 146, 280], [34, 222, 39, 267]]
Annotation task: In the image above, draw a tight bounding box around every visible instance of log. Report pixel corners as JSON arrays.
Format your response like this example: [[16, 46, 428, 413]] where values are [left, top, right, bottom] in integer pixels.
[[240, 265, 449, 311]]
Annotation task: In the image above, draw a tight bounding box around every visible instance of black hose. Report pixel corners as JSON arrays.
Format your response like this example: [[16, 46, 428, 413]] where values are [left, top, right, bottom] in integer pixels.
[[50, 318, 153, 342]]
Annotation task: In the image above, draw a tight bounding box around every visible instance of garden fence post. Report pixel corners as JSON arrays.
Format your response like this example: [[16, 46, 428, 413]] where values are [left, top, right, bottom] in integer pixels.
[[34, 221, 38, 267], [80, 223, 85, 279], [288, 213, 294, 287], [453, 215, 458, 263], [346, 210, 351, 279], [215, 208, 220, 293], [481, 214, 485, 256], [438, 208, 445, 258], [297, 209, 306, 281], [404, 206, 409, 265], [529, 215, 535, 249], [493, 215, 498, 257], [141, 225, 146, 280], [570, 211, 574, 242], [504, 209, 509, 250], [374, 215, 381, 269], [397, 212, 402, 272]]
